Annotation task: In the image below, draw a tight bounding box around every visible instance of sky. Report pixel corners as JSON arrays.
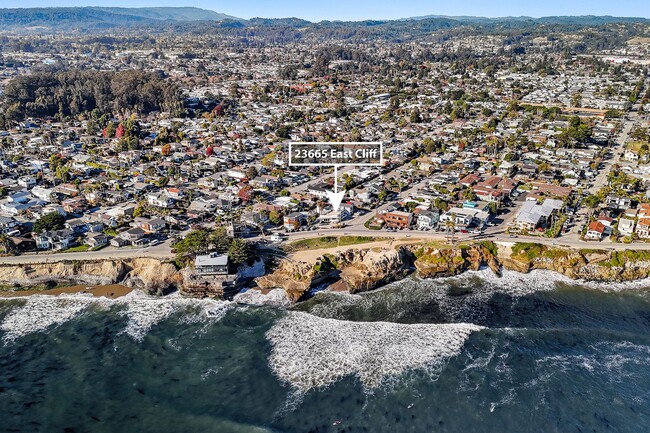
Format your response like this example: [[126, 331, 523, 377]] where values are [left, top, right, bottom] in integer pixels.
[[2, 0, 650, 21]]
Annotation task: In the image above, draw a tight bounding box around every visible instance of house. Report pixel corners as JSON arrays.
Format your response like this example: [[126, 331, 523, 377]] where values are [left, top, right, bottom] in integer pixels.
[[85, 233, 108, 248], [241, 212, 269, 227], [133, 217, 166, 234], [636, 218, 650, 239], [0, 216, 17, 234], [284, 212, 306, 230], [146, 191, 174, 208], [514, 199, 563, 231], [585, 221, 606, 240], [17, 176, 37, 188], [383, 211, 413, 228], [306, 183, 330, 199], [596, 213, 614, 227], [35, 229, 74, 250], [62, 197, 88, 214], [606, 195, 632, 211], [416, 209, 439, 230], [8, 236, 36, 253], [195, 252, 229, 275], [110, 237, 131, 248], [31, 186, 55, 202], [618, 218, 636, 237], [120, 227, 146, 243]]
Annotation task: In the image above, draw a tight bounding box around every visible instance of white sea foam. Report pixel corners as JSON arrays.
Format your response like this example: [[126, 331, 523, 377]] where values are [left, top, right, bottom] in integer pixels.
[[0, 291, 232, 343], [266, 311, 483, 393], [233, 288, 292, 307], [536, 340, 650, 379], [0, 294, 98, 342]]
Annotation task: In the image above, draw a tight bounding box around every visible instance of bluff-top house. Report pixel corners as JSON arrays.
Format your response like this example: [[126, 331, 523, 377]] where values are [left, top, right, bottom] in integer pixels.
[[195, 252, 229, 275]]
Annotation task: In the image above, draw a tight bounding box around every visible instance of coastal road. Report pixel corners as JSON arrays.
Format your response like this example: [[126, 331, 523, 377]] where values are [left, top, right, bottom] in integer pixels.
[[2, 225, 648, 266], [0, 242, 174, 264]]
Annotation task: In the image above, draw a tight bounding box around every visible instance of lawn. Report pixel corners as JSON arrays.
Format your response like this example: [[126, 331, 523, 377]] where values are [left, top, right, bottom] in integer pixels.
[[64, 245, 90, 253], [285, 236, 383, 252]]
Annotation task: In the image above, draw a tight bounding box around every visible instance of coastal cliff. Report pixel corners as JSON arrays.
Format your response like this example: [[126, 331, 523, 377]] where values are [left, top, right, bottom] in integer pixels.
[[0, 258, 179, 295], [3, 241, 650, 301], [254, 241, 650, 303]]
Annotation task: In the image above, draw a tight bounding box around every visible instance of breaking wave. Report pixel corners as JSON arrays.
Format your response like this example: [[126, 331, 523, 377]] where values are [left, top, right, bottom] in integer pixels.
[[300, 267, 650, 324], [266, 311, 483, 393], [0, 291, 232, 343]]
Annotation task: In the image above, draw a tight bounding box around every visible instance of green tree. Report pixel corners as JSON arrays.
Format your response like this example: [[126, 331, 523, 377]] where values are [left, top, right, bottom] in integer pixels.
[[269, 210, 282, 225], [173, 229, 211, 258], [228, 239, 252, 266], [34, 212, 65, 233]]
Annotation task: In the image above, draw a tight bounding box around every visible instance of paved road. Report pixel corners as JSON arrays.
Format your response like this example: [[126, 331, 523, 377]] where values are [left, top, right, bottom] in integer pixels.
[[0, 242, 174, 264], [588, 106, 640, 194]]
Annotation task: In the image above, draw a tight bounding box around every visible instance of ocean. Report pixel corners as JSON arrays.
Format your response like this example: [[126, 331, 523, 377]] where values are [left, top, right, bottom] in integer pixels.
[[1, 269, 650, 432]]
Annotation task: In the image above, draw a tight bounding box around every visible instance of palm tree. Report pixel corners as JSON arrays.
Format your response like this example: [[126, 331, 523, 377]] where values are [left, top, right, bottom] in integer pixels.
[[0, 234, 14, 254], [445, 213, 457, 245]]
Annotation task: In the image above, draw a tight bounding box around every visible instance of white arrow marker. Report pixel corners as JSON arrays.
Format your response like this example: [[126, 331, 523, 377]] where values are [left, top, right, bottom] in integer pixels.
[[326, 165, 345, 213]]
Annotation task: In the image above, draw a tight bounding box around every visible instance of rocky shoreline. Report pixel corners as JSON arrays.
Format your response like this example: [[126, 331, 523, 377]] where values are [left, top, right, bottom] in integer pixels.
[[1, 241, 650, 301], [253, 241, 650, 304]]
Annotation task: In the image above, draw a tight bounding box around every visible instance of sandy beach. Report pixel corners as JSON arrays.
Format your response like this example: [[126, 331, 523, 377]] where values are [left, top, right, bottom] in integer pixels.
[[0, 284, 133, 299]]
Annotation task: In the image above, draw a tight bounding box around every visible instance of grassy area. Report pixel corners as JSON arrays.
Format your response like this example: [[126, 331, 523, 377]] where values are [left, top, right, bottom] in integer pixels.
[[477, 240, 498, 256], [579, 248, 608, 255], [285, 236, 383, 252], [511, 242, 571, 261], [511, 242, 546, 260], [364, 217, 383, 230], [598, 250, 650, 267], [64, 245, 90, 253], [625, 141, 647, 152]]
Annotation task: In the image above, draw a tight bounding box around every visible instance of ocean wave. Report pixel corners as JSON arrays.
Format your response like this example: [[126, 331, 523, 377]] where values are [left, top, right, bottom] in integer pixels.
[[0, 291, 232, 343], [266, 311, 483, 393], [536, 340, 650, 378]]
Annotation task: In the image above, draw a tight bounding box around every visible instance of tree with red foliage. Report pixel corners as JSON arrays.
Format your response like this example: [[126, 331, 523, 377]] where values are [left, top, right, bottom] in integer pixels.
[[115, 123, 125, 138], [238, 185, 253, 202]]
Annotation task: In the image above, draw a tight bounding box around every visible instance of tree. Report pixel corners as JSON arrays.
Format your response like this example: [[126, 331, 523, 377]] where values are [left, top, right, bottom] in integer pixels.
[[209, 227, 232, 253], [269, 210, 282, 225], [0, 234, 14, 254], [103, 122, 117, 138], [462, 188, 477, 201], [34, 212, 65, 233], [584, 194, 601, 208], [410, 108, 422, 123], [228, 239, 252, 266], [173, 229, 211, 258], [55, 165, 71, 182], [238, 185, 253, 202], [246, 166, 258, 180]]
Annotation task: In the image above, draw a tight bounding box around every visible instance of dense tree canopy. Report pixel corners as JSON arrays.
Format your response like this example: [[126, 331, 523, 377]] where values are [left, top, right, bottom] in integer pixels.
[[2, 69, 183, 122], [33, 212, 65, 233]]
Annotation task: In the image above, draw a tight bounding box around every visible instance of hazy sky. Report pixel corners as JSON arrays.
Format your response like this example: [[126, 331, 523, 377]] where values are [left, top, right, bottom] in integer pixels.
[[3, 0, 650, 21]]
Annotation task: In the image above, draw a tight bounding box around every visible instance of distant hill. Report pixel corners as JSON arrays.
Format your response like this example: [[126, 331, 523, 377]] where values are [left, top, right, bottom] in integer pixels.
[[90, 7, 238, 22], [0, 7, 239, 31], [403, 14, 650, 25]]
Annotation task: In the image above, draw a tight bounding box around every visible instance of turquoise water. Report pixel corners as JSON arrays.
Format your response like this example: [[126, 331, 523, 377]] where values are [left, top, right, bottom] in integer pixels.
[[1, 270, 650, 432]]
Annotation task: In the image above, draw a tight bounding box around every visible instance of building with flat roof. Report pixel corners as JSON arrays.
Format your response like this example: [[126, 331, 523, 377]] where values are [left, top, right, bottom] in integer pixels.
[[195, 252, 229, 275]]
